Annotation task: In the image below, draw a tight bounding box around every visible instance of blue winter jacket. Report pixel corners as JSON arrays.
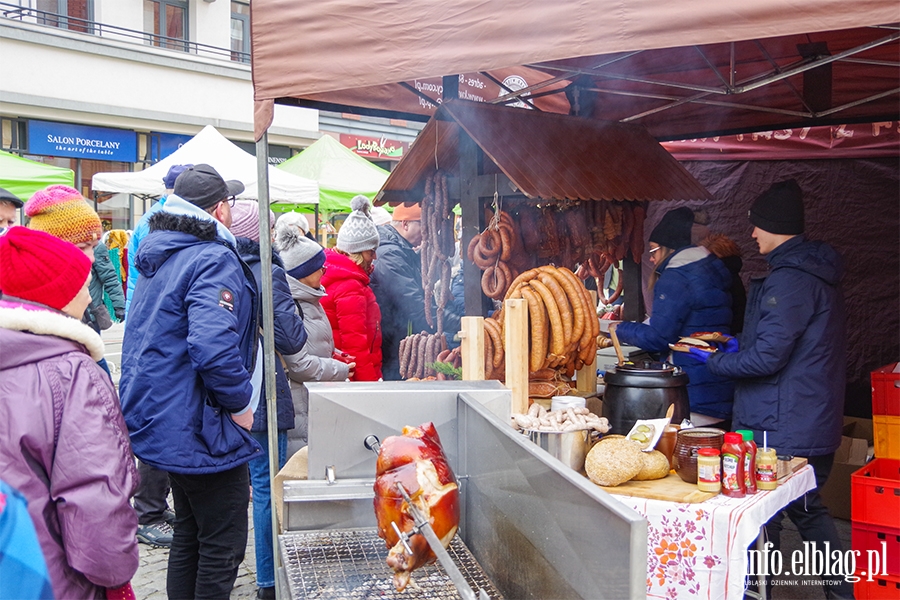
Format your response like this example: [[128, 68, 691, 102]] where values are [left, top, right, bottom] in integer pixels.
[[616, 246, 735, 419], [125, 196, 167, 318], [120, 200, 261, 474], [707, 236, 845, 456], [236, 237, 307, 432]]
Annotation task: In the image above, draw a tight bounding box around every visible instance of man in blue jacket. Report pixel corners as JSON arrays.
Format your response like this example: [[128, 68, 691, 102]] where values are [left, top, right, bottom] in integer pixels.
[[120, 164, 260, 600], [696, 180, 851, 599], [124, 163, 192, 549]]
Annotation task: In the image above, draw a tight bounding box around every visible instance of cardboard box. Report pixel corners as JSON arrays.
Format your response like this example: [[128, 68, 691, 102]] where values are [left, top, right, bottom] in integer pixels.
[[819, 417, 874, 520]]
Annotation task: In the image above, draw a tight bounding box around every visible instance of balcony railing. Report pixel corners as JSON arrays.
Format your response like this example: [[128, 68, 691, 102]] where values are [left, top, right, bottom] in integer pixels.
[[0, 2, 250, 63]]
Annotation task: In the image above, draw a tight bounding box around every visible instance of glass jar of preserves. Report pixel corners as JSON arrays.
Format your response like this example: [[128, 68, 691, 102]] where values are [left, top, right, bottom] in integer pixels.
[[697, 448, 721, 493], [756, 448, 778, 490]]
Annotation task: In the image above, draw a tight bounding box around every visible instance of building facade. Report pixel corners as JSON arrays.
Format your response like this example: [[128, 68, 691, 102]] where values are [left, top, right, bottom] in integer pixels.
[[0, 0, 422, 228]]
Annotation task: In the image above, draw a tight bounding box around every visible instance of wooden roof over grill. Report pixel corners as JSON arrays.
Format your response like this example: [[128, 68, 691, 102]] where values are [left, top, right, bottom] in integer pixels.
[[376, 100, 712, 206]]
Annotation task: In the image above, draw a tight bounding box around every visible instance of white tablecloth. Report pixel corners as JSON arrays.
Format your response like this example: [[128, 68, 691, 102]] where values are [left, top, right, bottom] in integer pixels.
[[610, 465, 816, 599]]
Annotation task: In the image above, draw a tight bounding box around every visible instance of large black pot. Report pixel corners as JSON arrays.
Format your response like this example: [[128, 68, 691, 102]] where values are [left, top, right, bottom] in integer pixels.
[[601, 361, 690, 435]]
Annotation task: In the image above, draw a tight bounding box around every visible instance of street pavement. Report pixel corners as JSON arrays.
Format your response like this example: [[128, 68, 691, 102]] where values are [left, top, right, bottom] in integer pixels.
[[102, 323, 260, 599]]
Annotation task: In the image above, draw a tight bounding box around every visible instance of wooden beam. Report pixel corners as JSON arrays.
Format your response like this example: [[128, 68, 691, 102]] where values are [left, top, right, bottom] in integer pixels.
[[622, 253, 645, 322], [459, 130, 485, 316], [460, 316, 485, 381], [504, 299, 529, 415]]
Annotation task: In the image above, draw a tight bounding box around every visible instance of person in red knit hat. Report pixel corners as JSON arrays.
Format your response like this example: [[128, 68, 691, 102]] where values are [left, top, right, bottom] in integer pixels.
[[0, 227, 139, 600]]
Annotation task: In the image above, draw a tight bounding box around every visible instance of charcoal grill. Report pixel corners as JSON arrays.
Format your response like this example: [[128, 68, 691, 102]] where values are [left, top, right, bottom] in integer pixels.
[[279, 381, 647, 599], [280, 529, 502, 599]]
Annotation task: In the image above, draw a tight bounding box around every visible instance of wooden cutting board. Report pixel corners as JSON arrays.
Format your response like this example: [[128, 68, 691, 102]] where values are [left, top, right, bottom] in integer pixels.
[[598, 472, 718, 503], [596, 457, 809, 503]]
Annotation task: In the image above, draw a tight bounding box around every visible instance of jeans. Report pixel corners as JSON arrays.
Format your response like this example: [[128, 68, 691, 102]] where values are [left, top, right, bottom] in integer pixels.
[[249, 430, 287, 589], [167, 465, 250, 600], [764, 453, 854, 599], [134, 460, 170, 525]]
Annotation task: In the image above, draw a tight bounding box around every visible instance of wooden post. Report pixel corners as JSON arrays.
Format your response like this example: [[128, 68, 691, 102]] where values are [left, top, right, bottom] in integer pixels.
[[504, 298, 529, 415], [576, 291, 599, 394], [460, 316, 484, 381]]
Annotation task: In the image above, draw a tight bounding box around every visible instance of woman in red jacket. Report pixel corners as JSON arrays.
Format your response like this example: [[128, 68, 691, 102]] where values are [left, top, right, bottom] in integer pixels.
[[321, 196, 383, 381]]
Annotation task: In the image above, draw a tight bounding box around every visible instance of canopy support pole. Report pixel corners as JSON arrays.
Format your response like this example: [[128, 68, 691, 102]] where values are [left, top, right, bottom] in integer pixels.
[[256, 132, 282, 600]]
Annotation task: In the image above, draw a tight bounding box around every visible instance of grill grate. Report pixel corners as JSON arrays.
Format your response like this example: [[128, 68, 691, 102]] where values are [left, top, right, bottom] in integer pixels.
[[280, 528, 503, 599]]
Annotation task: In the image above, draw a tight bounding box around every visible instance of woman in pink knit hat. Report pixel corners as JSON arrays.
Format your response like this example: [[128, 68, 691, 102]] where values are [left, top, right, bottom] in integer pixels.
[[0, 227, 139, 600]]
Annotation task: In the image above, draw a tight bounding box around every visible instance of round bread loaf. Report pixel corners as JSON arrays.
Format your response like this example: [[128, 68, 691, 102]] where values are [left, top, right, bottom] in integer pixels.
[[632, 450, 671, 481], [585, 437, 644, 486]]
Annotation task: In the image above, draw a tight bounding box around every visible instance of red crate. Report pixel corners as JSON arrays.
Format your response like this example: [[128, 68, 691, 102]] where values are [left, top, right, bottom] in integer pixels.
[[852, 522, 900, 576], [855, 571, 900, 599], [851, 458, 900, 529], [872, 363, 900, 417]]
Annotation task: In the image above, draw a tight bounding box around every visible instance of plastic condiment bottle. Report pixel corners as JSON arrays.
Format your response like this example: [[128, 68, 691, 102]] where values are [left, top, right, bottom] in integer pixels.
[[697, 448, 721, 493], [721, 432, 746, 498], [736, 430, 758, 494], [756, 447, 778, 490]]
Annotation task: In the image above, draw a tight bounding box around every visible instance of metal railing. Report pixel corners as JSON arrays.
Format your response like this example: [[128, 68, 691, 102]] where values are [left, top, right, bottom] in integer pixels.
[[0, 2, 250, 63]]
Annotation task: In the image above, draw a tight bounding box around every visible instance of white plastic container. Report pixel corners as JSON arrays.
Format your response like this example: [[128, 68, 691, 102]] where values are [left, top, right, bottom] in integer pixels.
[[551, 396, 586, 412]]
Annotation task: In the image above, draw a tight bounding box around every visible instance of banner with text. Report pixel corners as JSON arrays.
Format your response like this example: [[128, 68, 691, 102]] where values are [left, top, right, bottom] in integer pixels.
[[28, 120, 137, 163]]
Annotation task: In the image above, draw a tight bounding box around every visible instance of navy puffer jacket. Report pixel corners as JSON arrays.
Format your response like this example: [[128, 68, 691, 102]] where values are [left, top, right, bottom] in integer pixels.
[[707, 236, 845, 456], [371, 224, 434, 380], [236, 237, 307, 432], [615, 246, 735, 419], [121, 209, 261, 474]]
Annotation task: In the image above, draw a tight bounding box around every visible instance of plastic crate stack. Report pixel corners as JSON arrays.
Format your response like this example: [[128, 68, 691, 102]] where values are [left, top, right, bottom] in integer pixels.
[[851, 363, 900, 599]]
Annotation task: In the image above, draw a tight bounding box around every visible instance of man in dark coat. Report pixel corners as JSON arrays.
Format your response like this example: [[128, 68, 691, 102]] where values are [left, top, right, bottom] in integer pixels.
[[695, 180, 851, 599], [120, 164, 261, 599], [370, 202, 433, 380]]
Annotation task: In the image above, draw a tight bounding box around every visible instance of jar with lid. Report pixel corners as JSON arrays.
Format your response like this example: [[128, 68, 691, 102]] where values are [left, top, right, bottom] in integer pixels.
[[756, 448, 778, 490], [721, 432, 746, 498], [735, 430, 758, 494], [697, 448, 721, 493]]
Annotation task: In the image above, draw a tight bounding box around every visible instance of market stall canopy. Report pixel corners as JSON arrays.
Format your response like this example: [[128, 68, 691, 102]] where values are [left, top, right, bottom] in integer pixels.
[[276, 134, 389, 213], [92, 125, 318, 204], [0, 150, 74, 201], [250, 0, 899, 141], [376, 100, 712, 206]]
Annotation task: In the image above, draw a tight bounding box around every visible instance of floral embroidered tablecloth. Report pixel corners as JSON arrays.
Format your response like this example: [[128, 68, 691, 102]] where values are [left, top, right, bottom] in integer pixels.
[[610, 465, 815, 599]]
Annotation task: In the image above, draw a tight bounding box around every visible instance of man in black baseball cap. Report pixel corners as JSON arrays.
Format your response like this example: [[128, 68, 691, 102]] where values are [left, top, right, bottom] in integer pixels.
[[0, 187, 23, 234], [122, 159, 260, 599], [699, 179, 851, 598], [174, 163, 244, 210]]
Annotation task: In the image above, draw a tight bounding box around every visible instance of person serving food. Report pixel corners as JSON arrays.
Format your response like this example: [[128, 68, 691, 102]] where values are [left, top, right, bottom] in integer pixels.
[[612, 207, 735, 426]]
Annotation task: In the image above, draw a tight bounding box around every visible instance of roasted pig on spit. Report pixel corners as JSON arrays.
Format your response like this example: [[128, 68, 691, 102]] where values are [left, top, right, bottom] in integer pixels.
[[374, 422, 460, 592]]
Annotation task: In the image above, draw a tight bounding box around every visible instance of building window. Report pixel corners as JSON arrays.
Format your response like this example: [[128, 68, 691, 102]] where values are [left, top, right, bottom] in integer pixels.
[[35, 0, 93, 34], [143, 0, 188, 51], [231, 1, 250, 63]]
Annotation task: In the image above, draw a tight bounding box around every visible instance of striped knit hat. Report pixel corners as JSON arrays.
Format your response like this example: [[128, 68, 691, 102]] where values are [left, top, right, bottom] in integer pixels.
[[25, 185, 102, 245]]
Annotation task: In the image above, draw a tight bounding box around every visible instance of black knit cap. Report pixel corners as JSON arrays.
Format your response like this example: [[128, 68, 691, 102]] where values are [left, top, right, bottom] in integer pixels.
[[649, 207, 694, 250], [749, 179, 804, 235]]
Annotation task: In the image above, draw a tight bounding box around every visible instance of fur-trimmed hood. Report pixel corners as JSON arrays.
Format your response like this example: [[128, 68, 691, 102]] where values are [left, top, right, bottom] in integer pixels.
[[0, 299, 105, 364]]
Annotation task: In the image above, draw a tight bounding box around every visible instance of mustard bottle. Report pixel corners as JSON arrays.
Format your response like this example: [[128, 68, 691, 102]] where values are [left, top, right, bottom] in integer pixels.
[[756, 448, 778, 490]]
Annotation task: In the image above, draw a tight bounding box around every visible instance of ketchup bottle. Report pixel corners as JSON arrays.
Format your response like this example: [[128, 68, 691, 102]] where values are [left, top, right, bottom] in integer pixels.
[[721, 432, 746, 498], [736, 429, 758, 494]]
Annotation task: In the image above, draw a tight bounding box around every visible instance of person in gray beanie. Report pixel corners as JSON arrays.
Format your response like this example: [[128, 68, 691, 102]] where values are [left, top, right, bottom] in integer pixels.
[[275, 227, 354, 455], [319, 195, 383, 380], [699, 179, 850, 599]]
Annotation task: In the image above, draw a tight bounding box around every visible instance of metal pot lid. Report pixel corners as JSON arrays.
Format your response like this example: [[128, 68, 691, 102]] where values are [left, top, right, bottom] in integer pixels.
[[611, 361, 678, 375]]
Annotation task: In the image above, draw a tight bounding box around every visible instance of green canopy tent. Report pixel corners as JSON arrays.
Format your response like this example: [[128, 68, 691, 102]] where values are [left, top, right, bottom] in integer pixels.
[[0, 150, 75, 202], [275, 134, 390, 214]]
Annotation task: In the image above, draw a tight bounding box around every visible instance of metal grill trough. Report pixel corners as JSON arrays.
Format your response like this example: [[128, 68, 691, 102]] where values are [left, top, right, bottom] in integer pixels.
[[280, 528, 503, 599]]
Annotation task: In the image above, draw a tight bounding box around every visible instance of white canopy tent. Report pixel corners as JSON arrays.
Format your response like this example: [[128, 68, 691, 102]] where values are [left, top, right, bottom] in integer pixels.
[[91, 125, 318, 204]]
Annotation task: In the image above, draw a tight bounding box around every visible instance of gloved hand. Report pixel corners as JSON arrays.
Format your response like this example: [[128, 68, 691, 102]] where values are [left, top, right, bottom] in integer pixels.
[[114, 307, 125, 322], [720, 335, 739, 353], [688, 346, 712, 364]]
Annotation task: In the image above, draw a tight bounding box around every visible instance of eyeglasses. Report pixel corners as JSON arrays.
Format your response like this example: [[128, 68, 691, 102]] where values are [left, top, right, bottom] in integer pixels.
[[648, 246, 661, 255], [320, 265, 327, 274], [220, 196, 236, 208]]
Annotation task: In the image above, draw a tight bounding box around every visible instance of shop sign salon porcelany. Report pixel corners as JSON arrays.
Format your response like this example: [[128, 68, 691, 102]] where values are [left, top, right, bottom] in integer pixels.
[[28, 120, 137, 162]]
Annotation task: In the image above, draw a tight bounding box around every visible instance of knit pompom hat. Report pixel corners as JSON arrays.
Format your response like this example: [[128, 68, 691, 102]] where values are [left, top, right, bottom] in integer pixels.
[[749, 179, 804, 235], [278, 226, 326, 280], [229, 200, 274, 242], [25, 185, 102, 245], [0, 227, 91, 311], [336, 195, 380, 253]]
